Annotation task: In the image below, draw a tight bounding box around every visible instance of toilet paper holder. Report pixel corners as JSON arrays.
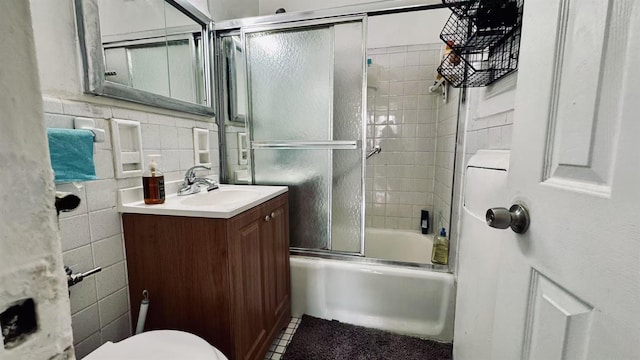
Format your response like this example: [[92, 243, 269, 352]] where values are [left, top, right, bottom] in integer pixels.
[[65, 266, 102, 288]]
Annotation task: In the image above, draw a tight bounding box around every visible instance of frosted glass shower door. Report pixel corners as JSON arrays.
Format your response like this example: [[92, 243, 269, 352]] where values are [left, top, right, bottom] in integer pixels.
[[245, 18, 366, 254]]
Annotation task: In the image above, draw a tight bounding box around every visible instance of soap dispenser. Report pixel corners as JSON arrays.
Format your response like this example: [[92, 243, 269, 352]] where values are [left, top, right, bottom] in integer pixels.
[[143, 155, 165, 204], [431, 227, 449, 265]]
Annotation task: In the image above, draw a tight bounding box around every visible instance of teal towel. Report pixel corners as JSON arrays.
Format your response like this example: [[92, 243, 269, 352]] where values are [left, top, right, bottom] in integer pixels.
[[47, 128, 97, 183]]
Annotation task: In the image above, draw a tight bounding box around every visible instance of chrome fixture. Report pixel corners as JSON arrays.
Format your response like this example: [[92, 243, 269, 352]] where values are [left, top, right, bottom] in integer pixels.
[[65, 266, 102, 288], [486, 203, 530, 234], [178, 165, 219, 196], [366, 145, 382, 159]]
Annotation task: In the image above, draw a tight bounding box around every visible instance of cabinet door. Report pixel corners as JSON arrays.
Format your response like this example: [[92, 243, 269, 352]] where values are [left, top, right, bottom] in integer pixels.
[[262, 195, 291, 332], [228, 213, 267, 360], [122, 214, 233, 354]]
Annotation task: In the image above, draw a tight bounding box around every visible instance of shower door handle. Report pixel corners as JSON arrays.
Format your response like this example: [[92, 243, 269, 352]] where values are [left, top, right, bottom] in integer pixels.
[[486, 203, 530, 234], [251, 140, 360, 150]]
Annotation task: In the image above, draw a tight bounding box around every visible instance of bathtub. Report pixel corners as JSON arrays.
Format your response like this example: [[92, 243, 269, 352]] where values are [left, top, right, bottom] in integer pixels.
[[289, 255, 456, 342], [364, 228, 433, 264]]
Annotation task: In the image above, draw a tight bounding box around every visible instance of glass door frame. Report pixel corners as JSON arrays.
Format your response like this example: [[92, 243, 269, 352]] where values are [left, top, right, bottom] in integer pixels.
[[221, 16, 368, 256]]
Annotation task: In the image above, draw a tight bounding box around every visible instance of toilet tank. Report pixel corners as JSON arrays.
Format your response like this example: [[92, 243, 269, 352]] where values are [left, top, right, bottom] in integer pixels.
[[453, 150, 511, 360]]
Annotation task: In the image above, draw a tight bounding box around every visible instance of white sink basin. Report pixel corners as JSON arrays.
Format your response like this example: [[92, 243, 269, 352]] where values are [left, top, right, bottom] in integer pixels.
[[179, 188, 261, 207], [118, 184, 288, 219]]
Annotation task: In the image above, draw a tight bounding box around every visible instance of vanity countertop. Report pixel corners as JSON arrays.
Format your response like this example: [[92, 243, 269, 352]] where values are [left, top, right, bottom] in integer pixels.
[[118, 183, 288, 219]]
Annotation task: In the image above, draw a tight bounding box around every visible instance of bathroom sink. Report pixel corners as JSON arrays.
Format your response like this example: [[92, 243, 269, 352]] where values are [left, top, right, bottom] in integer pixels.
[[118, 183, 288, 219], [179, 188, 261, 207]]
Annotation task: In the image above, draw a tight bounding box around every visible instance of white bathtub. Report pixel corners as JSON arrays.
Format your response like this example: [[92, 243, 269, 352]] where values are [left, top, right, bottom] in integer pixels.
[[364, 228, 433, 264], [290, 256, 456, 342]]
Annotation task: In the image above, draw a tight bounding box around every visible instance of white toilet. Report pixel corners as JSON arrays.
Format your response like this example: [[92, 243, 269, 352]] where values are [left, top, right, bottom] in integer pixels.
[[84, 330, 229, 360]]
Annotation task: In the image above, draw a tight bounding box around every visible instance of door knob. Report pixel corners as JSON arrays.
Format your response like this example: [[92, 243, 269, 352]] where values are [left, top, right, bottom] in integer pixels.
[[486, 203, 530, 234]]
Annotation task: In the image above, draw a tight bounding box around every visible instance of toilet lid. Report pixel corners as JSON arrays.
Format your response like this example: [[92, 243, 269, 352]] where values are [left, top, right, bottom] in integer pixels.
[[84, 330, 228, 360]]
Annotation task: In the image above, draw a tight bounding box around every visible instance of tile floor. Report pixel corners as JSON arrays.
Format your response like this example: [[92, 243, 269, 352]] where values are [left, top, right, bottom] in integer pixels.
[[264, 317, 301, 360]]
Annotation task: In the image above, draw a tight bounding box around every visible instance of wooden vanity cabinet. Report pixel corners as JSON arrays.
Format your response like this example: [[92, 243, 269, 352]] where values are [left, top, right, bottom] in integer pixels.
[[122, 193, 290, 360]]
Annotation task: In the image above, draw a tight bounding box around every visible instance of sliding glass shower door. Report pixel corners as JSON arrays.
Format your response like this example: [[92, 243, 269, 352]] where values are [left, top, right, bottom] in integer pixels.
[[244, 17, 366, 254]]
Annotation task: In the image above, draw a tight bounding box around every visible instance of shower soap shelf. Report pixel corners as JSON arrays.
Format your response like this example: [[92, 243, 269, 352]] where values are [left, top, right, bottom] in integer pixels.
[[437, 0, 523, 88]]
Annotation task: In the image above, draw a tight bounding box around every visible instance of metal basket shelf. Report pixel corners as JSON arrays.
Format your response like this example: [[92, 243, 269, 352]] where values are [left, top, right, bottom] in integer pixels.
[[440, 12, 519, 54], [442, 0, 521, 22], [441, 0, 477, 17], [437, 0, 523, 87], [437, 30, 520, 88]]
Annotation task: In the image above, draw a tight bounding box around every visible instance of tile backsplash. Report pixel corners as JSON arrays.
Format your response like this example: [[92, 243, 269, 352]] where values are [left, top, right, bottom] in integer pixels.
[[46, 96, 219, 358]]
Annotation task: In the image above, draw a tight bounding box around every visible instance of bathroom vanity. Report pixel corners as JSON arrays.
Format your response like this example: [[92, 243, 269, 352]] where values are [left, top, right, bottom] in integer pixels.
[[119, 185, 290, 360]]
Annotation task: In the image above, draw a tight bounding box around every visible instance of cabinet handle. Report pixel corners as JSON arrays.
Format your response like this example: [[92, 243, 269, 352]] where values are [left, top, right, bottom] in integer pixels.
[[264, 215, 271, 222], [270, 211, 276, 218]]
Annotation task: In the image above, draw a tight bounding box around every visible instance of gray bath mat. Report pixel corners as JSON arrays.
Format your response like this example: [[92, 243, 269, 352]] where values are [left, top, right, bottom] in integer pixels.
[[281, 315, 453, 360]]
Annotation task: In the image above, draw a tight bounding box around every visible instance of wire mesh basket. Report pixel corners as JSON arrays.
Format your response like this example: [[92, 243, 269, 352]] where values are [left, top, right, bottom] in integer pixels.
[[442, 0, 521, 21], [437, 0, 523, 87], [440, 11, 520, 54], [437, 31, 520, 88], [441, 0, 477, 17], [440, 13, 516, 54]]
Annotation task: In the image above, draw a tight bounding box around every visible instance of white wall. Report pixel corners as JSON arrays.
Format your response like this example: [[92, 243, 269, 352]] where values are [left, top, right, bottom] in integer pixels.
[[28, 0, 219, 357], [98, 0, 198, 38], [0, 1, 74, 359], [368, 10, 449, 48], [257, 0, 449, 48], [259, 0, 435, 15], [209, 0, 259, 21]]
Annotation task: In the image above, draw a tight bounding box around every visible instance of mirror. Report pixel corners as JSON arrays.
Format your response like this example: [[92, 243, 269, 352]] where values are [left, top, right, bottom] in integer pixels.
[[220, 35, 247, 124], [76, 0, 214, 116]]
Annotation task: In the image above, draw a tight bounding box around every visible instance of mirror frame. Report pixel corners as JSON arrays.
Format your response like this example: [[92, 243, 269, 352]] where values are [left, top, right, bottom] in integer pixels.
[[218, 33, 247, 125], [75, 0, 215, 116]]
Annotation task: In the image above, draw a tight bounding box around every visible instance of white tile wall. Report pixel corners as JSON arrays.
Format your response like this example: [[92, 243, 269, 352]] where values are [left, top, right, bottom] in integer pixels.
[[85, 179, 117, 211], [101, 313, 132, 343], [464, 110, 513, 158], [365, 43, 446, 231], [71, 304, 100, 344], [45, 96, 218, 357], [74, 333, 102, 359], [59, 214, 91, 252], [95, 261, 127, 299], [98, 288, 129, 327], [92, 235, 125, 268]]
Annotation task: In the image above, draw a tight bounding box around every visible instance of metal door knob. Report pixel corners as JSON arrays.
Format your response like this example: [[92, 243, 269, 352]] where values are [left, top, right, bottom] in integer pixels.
[[486, 203, 530, 234], [265, 215, 271, 222]]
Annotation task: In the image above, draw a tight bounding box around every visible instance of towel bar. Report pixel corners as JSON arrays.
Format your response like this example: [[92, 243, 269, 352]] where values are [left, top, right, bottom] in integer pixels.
[[74, 117, 105, 143]]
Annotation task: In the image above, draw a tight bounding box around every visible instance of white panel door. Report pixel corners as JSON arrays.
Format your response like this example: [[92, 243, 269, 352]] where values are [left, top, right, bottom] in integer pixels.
[[490, 0, 640, 359]]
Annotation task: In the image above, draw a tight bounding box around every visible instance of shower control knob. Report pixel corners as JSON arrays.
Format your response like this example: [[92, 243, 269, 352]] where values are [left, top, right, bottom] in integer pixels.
[[486, 203, 530, 234]]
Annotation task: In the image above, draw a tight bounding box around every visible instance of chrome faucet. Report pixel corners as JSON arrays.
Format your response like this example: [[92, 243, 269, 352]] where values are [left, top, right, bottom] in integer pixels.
[[177, 165, 219, 196]]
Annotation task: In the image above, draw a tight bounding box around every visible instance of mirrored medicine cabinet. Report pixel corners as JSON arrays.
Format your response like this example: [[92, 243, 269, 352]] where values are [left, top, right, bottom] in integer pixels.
[[75, 0, 215, 116]]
